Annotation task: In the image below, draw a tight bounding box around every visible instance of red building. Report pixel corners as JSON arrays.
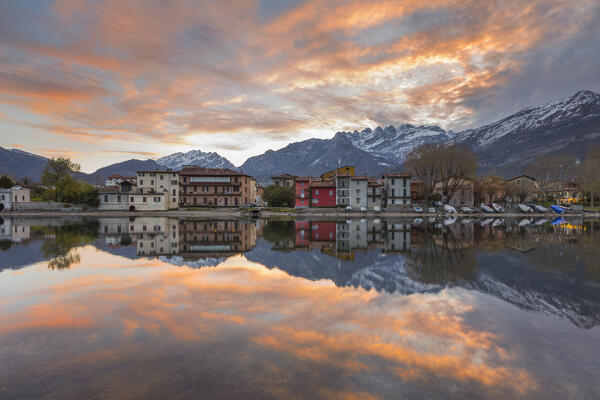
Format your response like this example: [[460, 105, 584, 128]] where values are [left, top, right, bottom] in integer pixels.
[[295, 177, 312, 208], [310, 180, 336, 207]]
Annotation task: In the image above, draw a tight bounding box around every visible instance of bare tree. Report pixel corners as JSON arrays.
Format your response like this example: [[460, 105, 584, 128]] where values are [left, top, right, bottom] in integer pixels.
[[505, 181, 531, 204], [526, 154, 571, 201], [404, 144, 440, 204], [579, 147, 600, 207], [436, 144, 478, 204]]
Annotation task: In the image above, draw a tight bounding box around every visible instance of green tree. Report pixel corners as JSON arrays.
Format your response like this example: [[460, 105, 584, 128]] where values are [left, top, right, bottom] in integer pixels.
[[0, 175, 16, 188], [40, 157, 98, 206], [263, 185, 295, 207]]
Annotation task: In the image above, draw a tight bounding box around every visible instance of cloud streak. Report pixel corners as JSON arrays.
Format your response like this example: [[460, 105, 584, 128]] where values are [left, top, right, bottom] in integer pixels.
[[0, 0, 599, 169]]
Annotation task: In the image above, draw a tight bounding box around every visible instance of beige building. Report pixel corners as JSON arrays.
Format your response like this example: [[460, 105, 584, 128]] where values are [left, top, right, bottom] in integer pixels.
[[137, 170, 179, 209], [271, 173, 296, 188], [179, 166, 252, 207], [1, 186, 30, 212], [434, 178, 475, 207]]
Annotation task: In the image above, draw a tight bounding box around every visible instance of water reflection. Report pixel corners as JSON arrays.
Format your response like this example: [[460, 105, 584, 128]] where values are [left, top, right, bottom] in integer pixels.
[[0, 216, 599, 398]]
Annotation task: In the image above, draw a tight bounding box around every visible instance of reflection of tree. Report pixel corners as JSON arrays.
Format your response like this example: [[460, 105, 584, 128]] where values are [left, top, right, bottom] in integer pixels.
[[406, 226, 477, 285], [0, 240, 12, 251], [526, 222, 600, 281], [42, 221, 99, 270], [262, 220, 295, 250]]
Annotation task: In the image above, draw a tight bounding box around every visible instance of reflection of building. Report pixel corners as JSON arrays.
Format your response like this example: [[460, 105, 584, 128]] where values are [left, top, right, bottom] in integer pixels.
[[383, 221, 411, 252], [179, 219, 260, 258], [131, 217, 179, 257], [0, 218, 31, 242]]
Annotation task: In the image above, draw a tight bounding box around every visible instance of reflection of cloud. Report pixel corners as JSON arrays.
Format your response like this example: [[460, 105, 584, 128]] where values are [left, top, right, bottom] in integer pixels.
[[0, 249, 536, 397], [0, 0, 599, 167]]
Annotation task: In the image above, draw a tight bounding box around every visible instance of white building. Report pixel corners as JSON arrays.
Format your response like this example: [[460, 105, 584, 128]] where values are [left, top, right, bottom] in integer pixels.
[[382, 173, 411, 208], [0, 186, 31, 212], [336, 174, 351, 206], [349, 176, 368, 209], [105, 175, 136, 187], [136, 170, 179, 209]]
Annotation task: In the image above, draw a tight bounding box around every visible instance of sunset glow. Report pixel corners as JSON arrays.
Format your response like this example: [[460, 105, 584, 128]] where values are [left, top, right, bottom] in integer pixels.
[[0, 0, 599, 171]]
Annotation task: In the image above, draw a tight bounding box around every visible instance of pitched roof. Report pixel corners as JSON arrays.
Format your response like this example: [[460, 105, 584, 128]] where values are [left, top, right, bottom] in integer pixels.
[[382, 173, 410, 178], [310, 180, 336, 187], [351, 175, 369, 181], [507, 174, 535, 181], [179, 167, 248, 177], [271, 173, 296, 179]]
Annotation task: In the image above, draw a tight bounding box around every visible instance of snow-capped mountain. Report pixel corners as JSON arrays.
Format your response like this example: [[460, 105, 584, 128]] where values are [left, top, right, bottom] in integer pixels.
[[339, 124, 453, 165], [156, 150, 236, 170], [242, 90, 600, 178], [453, 90, 600, 174], [240, 133, 396, 179]]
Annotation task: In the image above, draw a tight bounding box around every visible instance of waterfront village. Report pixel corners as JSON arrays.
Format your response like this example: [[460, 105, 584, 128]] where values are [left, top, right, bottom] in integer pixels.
[[0, 164, 585, 213]]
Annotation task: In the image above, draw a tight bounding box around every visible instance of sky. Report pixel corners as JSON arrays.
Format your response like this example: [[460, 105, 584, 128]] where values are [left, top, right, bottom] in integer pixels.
[[0, 0, 599, 172]]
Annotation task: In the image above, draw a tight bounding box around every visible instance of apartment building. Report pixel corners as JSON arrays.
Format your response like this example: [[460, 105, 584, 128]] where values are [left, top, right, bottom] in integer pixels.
[[349, 176, 368, 209], [382, 173, 411, 207], [367, 178, 383, 208], [336, 173, 351, 206], [295, 177, 312, 208], [271, 173, 296, 188], [137, 170, 179, 209], [179, 166, 251, 207]]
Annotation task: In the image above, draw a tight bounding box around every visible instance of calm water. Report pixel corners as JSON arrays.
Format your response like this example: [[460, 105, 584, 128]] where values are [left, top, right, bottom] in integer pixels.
[[0, 216, 599, 399]]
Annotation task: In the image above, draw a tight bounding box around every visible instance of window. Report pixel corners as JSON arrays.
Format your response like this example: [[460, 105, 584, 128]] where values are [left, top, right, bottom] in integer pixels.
[[160, 175, 163, 180], [315, 189, 319, 195], [117, 195, 121, 202], [22, 196, 25, 201], [143, 197, 147, 202], [172, 189, 176, 196], [150, 180, 154, 185], [356, 198, 360, 203], [329, 190, 333, 196], [356, 189, 360, 195], [391, 189, 395, 197], [140, 180, 143, 185], [154, 197, 161, 202], [130, 197, 134, 202], [104, 195, 108, 202], [392, 179, 395, 185]]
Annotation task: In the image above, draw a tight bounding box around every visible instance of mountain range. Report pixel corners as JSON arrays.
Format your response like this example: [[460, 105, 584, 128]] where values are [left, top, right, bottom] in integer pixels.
[[2, 90, 599, 183]]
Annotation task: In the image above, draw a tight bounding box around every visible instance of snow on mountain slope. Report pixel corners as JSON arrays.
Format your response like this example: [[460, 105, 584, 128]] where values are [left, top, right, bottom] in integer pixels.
[[157, 150, 236, 170], [339, 124, 453, 164], [454, 90, 600, 148]]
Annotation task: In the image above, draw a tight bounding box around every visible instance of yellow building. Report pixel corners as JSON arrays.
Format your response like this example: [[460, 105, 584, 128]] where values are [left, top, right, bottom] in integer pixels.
[[321, 166, 355, 180]]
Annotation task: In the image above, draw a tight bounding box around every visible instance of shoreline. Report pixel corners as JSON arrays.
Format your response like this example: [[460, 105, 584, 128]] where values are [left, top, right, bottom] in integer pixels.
[[2, 209, 599, 219]]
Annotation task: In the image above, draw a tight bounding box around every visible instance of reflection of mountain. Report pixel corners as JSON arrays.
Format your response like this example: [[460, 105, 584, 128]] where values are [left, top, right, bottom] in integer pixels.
[[469, 251, 600, 329], [248, 234, 600, 329], [246, 239, 443, 294], [159, 255, 227, 269], [0, 241, 47, 271]]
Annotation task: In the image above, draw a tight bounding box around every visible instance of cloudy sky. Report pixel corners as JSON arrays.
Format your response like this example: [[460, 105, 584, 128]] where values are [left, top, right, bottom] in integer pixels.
[[1, 0, 599, 172]]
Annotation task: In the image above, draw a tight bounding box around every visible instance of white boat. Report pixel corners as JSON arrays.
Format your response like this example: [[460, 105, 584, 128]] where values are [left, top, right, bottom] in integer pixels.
[[373, 206, 381, 212], [360, 207, 366, 212], [413, 206, 423, 213], [533, 205, 548, 212], [492, 218, 504, 227], [443, 204, 457, 213], [444, 216, 457, 225], [518, 204, 533, 213], [461, 206, 474, 213], [428, 207, 436, 213], [518, 218, 532, 227], [480, 203, 494, 213], [492, 203, 504, 213]]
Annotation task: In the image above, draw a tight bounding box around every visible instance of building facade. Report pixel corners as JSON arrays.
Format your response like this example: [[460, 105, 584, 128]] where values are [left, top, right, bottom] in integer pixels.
[[434, 178, 475, 207], [382, 174, 411, 207], [367, 178, 383, 208], [336, 174, 351, 206], [295, 177, 312, 208], [271, 173, 296, 188], [0, 186, 30, 212], [137, 170, 179, 209], [349, 176, 368, 209], [179, 166, 251, 207], [310, 180, 336, 207]]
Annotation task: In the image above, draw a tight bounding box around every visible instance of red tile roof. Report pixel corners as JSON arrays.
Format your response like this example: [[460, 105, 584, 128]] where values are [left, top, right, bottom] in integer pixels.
[[179, 167, 249, 177]]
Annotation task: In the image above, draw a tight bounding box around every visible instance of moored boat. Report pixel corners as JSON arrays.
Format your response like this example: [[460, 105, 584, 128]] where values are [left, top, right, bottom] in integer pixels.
[[518, 204, 533, 213], [480, 203, 494, 213], [443, 204, 457, 213], [492, 203, 504, 213]]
